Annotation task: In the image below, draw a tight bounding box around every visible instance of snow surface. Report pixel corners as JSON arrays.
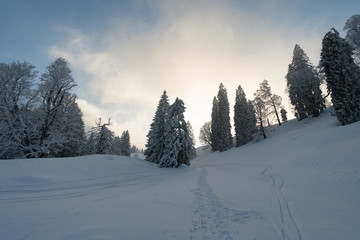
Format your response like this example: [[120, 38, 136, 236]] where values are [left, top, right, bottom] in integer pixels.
[[1, 109, 360, 240]]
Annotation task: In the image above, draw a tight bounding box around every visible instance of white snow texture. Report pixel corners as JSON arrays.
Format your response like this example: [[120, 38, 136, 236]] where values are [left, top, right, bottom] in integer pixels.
[[0, 109, 359, 240]]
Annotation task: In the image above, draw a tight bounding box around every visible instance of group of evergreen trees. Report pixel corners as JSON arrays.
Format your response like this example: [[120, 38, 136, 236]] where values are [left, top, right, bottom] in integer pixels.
[[285, 14, 360, 126], [0, 58, 132, 159], [85, 118, 131, 156], [203, 80, 284, 152], [145, 91, 196, 167]]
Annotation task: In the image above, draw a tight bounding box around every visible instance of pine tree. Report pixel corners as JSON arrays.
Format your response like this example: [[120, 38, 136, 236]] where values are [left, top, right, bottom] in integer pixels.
[[145, 91, 170, 163], [186, 121, 197, 160], [344, 14, 360, 65], [211, 83, 232, 152], [210, 97, 220, 151], [234, 84, 250, 147], [247, 100, 258, 138], [120, 130, 131, 156], [91, 118, 114, 154], [286, 45, 325, 120], [320, 28, 360, 125], [159, 98, 192, 168]]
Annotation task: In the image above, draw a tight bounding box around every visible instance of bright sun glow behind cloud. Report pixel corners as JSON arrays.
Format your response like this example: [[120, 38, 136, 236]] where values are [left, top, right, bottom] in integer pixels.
[[49, 0, 327, 148]]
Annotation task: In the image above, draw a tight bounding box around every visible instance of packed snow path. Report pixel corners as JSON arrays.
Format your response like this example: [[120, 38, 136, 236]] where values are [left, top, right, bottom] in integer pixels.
[[1, 110, 360, 239]]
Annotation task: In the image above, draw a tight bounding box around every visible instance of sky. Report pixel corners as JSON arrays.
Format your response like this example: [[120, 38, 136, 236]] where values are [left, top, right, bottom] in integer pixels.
[[1, 0, 359, 148]]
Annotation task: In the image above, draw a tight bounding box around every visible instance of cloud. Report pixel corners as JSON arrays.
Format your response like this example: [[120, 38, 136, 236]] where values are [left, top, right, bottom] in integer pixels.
[[49, 0, 324, 147]]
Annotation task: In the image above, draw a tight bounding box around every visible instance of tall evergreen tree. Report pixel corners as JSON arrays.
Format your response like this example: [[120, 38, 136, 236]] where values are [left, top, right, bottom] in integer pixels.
[[211, 83, 232, 152], [247, 100, 258, 138], [234, 84, 250, 147], [91, 118, 114, 154], [159, 98, 192, 168], [286, 45, 325, 120], [344, 14, 360, 65], [186, 121, 197, 160], [320, 28, 360, 125], [210, 97, 220, 151], [120, 130, 131, 157], [145, 91, 170, 163]]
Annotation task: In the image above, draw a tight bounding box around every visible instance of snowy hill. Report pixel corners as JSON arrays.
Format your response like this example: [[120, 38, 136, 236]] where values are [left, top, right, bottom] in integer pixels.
[[1, 109, 359, 240]]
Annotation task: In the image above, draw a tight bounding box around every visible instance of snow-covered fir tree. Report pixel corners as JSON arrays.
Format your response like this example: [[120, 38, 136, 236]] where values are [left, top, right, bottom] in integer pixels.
[[145, 91, 170, 163], [247, 100, 258, 138], [286, 45, 325, 120], [344, 14, 360, 65], [234, 84, 251, 147], [320, 28, 360, 125], [91, 118, 114, 154], [280, 108, 288, 122], [159, 98, 192, 168], [186, 121, 197, 160], [210, 97, 220, 151], [120, 130, 131, 157], [211, 83, 232, 152]]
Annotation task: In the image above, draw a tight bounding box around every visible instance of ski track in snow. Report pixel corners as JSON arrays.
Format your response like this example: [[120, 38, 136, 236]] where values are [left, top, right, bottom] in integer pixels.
[[7, 172, 163, 240], [190, 167, 263, 240], [262, 166, 302, 240]]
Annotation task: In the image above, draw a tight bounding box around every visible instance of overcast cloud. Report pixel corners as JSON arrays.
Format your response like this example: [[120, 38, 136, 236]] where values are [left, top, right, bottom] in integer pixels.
[[47, 0, 347, 147]]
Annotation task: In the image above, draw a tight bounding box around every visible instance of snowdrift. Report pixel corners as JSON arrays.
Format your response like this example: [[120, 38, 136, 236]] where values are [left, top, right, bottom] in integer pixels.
[[1, 109, 359, 239]]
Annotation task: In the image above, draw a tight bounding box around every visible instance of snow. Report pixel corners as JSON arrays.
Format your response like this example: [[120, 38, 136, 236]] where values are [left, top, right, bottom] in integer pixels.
[[1, 109, 360, 240]]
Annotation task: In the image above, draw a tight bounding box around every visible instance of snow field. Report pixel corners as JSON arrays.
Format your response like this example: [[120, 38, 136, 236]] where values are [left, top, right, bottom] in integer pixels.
[[1, 109, 360, 239]]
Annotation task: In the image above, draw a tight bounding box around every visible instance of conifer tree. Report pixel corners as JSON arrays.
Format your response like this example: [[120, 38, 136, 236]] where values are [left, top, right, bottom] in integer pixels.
[[159, 98, 192, 168], [91, 118, 114, 154], [320, 28, 360, 125], [186, 121, 197, 160], [247, 100, 258, 138], [252, 97, 267, 139], [286, 45, 325, 120], [120, 130, 131, 157], [344, 14, 360, 65], [211, 83, 232, 152], [210, 97, 220, 151], [145, 91, 170, 163], [234, 84, 250, 147]]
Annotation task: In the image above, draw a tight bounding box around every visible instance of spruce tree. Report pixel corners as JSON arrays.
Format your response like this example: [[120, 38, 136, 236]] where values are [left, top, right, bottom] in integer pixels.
[[247, 100, 258, 138], [320, 28, 360, 125], [286, 45, 325, 120], [234, 84, 250, 147], [120, 130, 131, 156], [210, 97, 220, 151], [159, 98, 192, 168], [145, 91, 170, 163], [211, 83, 232, 152]]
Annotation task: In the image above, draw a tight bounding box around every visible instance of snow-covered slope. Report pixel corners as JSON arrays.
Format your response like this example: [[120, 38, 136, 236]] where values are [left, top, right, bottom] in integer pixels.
[[1, 109, 359, 240]]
